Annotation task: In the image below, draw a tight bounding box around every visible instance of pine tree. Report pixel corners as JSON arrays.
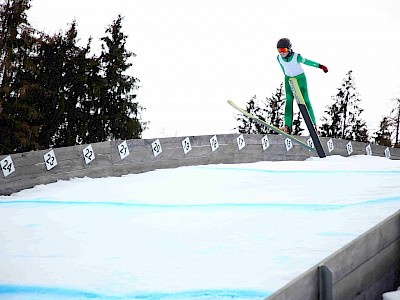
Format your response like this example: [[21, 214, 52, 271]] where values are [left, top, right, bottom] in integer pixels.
[[319, 70, 369, 141], [373, 117, 392, 146], [0, 0, 42, 154], [390, 98, 400, 147], [292, 112, 304, 135], [351, 118, 369, 142], [0, 6, 147, 154], [28, 21, 98, 148], [90, 15, 145, 142], [32, 31, 65, 148], [235, 95, 267, 134], [374, 98, 400, 148], [53, 22, 96, 147], [264, 83, 285, 133], [319, 100, 341, 138], [234, 84, 285, 135]]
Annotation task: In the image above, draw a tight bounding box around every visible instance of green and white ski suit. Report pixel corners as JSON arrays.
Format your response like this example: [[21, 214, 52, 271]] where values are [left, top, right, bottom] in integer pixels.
[[277, 52, 321, 131]]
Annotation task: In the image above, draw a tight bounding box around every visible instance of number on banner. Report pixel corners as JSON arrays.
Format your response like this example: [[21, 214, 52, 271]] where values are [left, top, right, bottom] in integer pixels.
[[307, 137, 314, 149], [210, 135, 219, 152], [237, 134, 245, 150], [346, 141, 353, 155], [366, 144, 372, 156], [285, 138, 293, 152], [182, 137, 192, 154], [1, 155, 15, 177], [83, 145, 95, 164], [385, 147, 391, 159], [327, 139, 334, 153], [152, 139, 162, 157], [44, 149, 57, 171], [118, 141, 130, 160], [261, 135, 270, 150]]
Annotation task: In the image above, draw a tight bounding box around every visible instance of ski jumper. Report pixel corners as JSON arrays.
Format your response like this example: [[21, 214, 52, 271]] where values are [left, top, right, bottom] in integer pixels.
[[277, 52, 321, 131]]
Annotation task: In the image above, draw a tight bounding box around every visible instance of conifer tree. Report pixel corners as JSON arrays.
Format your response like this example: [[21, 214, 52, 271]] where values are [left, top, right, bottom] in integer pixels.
[[54, 22, 96, 146], [0, 4, 147, 154], [292, 112, 304, 135], [319, 100, 341, 138], [390, 98, 400, 147], [33, 31, 65, 147], [373, 117, 392, 146], [90, 15, 145, 142], [235, 84, 285, 135], [235, 95, 267, 134], [373, 98, 400, 148], [0, 0, 42, 154], [320, 70, 369, 141], [263, 83, 285, 133]]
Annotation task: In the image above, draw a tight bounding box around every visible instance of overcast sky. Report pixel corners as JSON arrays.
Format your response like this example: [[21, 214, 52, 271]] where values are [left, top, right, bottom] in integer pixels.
[[27, 0, 400, 139]]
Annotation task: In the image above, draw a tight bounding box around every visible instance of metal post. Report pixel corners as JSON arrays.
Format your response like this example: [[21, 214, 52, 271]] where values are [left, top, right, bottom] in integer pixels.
[[319, 265, 333, 300]]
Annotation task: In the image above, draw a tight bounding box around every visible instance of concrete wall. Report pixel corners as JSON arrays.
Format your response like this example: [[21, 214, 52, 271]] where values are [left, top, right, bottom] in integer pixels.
[[1, 134, 399, 195], [267, 210, 400, 300]]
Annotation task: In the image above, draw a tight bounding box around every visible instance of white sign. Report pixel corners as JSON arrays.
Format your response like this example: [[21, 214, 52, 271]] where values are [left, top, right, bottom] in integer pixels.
[[210, 135, 219, 152], [44, 149, 57, 170], [365, 144, 372, 156], [118, 141, 130, 160], [83, 144, 95, 164], [152, 139, 162, 157], [346, 141, 353, 155], [285, 138, 293, 152], [385, 147, 391, 159], [237, 134, 245, 150], [307, 137, 314, 149], [182, 137, 192, 154], [327, 139, 334, 153], [1, 155, 15, 177], [261, 135, 270, 150]]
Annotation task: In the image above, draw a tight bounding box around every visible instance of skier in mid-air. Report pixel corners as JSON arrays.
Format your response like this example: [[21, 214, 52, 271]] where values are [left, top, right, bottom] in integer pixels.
[[276, 38, 328, 134]]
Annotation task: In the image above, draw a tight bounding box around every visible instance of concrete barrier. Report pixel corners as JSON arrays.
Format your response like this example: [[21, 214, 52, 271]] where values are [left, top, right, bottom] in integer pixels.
[[266, 210, 400, 300], [1, 134, 399, 195]]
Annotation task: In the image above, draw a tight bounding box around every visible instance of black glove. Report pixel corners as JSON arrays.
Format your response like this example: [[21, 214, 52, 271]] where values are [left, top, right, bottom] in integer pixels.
[[319, 64, 328, 73]]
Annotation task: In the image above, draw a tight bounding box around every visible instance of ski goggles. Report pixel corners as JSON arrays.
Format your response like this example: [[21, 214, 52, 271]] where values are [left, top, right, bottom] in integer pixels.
[[277, 47, 289, 53]]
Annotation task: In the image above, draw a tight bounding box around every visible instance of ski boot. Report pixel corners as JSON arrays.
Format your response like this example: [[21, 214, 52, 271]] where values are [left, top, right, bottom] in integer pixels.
[[280, 125, 291, 134], [314, 125, 319, 135]]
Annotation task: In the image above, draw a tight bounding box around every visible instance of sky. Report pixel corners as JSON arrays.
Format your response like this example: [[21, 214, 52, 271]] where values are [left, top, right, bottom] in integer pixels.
[[1, 155, 400, 299], [26, 0, 400, 139]]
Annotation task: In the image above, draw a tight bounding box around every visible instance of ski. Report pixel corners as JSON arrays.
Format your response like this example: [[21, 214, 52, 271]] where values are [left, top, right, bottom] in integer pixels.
[[288, 77, 326, 158], [227, 99, 316, 152]]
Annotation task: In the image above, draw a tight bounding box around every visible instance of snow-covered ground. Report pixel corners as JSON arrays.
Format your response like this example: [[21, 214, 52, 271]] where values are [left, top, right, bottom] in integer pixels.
[[1, 155, 400, 300]]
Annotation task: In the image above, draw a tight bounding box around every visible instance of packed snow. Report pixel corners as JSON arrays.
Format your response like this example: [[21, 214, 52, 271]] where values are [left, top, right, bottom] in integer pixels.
[[1, 155, 400, 300]]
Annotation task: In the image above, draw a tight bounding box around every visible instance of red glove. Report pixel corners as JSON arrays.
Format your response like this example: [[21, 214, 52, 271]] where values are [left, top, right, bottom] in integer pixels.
[[319, 64, 328, 73]]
